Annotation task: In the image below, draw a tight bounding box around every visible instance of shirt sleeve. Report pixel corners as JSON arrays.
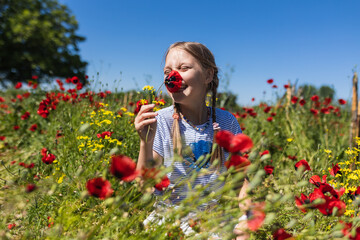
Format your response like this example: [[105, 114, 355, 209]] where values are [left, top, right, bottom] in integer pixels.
[[230, 114, 242, 135], [153, 113, 164, 157]]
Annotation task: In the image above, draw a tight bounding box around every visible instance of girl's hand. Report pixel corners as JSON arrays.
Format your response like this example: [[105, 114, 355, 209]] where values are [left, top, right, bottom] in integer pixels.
[[134, 104, 158, 143]]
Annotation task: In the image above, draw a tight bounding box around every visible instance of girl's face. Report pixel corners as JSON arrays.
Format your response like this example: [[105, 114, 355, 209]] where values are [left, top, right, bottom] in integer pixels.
[[164, 48, 212, 106]]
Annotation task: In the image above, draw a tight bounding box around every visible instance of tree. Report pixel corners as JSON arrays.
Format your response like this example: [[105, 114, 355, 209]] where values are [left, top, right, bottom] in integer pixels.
[[298, 84, 335, 100], [0, 0, 87, 87]]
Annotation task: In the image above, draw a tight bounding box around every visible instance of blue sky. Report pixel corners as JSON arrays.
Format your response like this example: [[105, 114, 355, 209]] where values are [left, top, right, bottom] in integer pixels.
[[60, 0, 360, 105]]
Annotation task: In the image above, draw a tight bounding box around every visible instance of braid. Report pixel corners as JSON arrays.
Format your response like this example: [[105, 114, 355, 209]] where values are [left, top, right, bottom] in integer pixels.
[[209, 75, 223, 170], [172, 103, 182, 155]]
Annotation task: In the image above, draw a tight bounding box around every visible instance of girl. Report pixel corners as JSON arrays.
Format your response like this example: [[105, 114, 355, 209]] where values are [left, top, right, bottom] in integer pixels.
[[135, 42, 249, 239]]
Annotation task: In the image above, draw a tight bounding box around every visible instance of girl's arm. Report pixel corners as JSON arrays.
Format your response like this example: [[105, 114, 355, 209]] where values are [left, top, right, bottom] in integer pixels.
[[134, 104, 159, 170]]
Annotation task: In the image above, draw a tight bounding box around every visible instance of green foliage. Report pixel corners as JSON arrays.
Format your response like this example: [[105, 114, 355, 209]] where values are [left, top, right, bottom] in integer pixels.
[[0, 0, 87, 87], [0, 82, 356, 239]]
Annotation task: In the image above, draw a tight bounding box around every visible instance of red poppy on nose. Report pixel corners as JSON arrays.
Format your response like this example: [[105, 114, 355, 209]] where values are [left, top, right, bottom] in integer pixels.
[[267, 79, 274, 84], [165, 70, 183, 93], [110, 155, 140, 182], [338, 99, 347, 105], [86, 177, 113, 200], [295, 159, 311, 171]]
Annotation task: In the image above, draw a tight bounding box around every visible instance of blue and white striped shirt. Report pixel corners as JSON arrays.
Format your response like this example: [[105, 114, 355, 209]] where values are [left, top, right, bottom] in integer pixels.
[[153, 106, 242, 204]]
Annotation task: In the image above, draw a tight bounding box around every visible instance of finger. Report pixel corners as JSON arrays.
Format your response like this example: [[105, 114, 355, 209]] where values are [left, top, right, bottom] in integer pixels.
[[138, 112, 158, 121], [136, 118, 157, 131], [138, 104, 155, 115]]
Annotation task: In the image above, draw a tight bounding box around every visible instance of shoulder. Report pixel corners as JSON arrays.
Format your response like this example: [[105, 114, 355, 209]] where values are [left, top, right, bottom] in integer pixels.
[[213, 108, 242, 134], [156, 106, 174, 119], [214, 108, 237, 122]]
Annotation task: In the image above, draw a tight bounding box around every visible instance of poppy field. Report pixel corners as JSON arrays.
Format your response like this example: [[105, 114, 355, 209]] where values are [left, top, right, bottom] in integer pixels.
[[1, 76, 359, 239]]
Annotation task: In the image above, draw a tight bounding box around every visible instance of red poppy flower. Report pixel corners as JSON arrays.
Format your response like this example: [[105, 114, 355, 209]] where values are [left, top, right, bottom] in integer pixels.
[[294, 159, 311, 171], [284, 84, 290, 89], [260, 150, 269, 157], [155, 175, 170, 191], [295, 193, 311, 213], [32, 75, 38, 80], [15, 82, 22, 89], [97, 131, 113, 139], [76, 82, 83, 90], [165, 70, 183, 93], [0, 136, 5, 141], [134, 99, 149, 114], [338, 99, 347, 105], [272, 85, 278, 88], [0, 96, 4, 102], [264, 165, 274, 175], [29, 124, 38, 132], [311, 95, 319, 102], [110, 155, 140, 182], [271, 112, 276, 117], [329, 163, 341, 177], [320, 107, 330, 114], [71, 76, 79, 84], [26, 184, 36, 193], [291, 96, 298, 104], [267, 79, 274, 84], [310, 108, 319, 116], [266, 117, 273, 122], [32, 83, 38, 89], [251, 98, 255, 101], [247, 202, 266, 231], [215, 130, 253, 153], [22, 92, 30, 98], [287, 155, 297, 160], [264, 106, 272, 113], [21, 111, 30, 120], [323, 97, 332, 106], [42, 153, 56, 164], [299, 99, 306, 106], [86, 177, 113, 200], [225, 155, 251, 169], [249, 112, 257, 117], [273, 228, 293, 240], [309, 175, 325, 187], [8, 223, 16, 230]]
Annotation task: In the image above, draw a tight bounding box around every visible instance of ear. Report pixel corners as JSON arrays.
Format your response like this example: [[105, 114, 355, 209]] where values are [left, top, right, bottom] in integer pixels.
[[205, 68, 214, 84]]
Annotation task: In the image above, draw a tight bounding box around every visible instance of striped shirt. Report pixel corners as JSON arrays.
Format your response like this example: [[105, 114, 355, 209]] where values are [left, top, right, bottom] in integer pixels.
[[153, 106, 242, 205]]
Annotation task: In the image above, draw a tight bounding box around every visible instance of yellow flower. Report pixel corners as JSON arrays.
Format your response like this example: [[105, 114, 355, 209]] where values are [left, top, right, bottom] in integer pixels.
[[287, 138, 293, 143], [125, 112, 135, 117], [324, 149, 332, 154], [120, 107, 127, 112], [142, 85, 155, 91], [344, 209, 355, 216], [57, 174, 66, 184], [99, 119, 112, 125]]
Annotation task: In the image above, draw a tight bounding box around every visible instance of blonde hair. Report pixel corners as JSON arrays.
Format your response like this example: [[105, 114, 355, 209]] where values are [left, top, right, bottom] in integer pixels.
[[165, 42, 223, 168]]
